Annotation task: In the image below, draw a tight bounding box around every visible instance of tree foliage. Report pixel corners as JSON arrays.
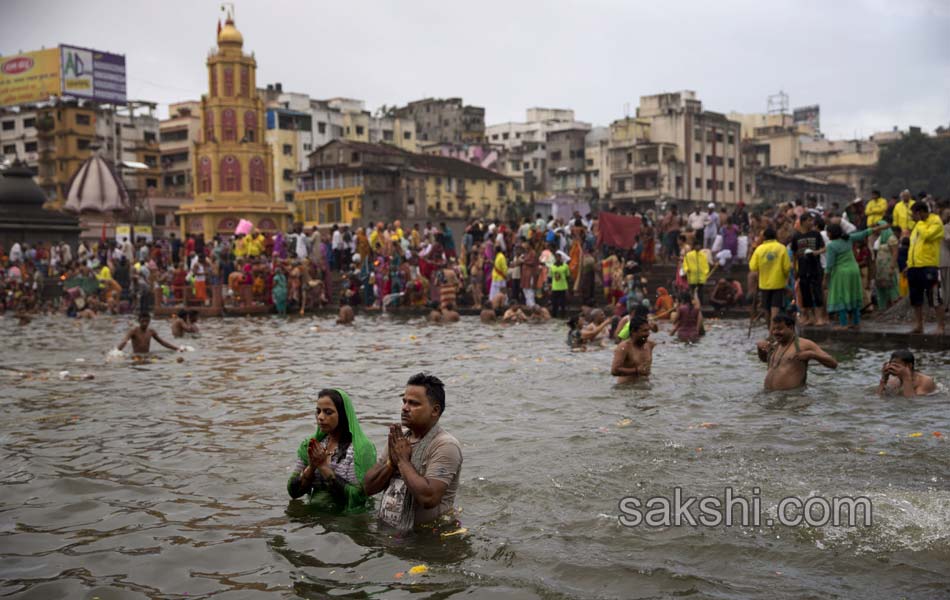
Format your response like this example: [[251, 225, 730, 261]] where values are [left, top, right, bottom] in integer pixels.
[[873, 131, 950, 199]]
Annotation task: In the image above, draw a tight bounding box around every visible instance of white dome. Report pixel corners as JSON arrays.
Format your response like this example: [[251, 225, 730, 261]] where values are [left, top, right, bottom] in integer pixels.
[[64, 154, 129, 214]]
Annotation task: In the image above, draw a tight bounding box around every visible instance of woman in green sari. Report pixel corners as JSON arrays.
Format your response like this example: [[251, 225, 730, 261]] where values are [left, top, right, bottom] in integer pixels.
[[287, 389, 377, 513], [825, 222, 888, 329]]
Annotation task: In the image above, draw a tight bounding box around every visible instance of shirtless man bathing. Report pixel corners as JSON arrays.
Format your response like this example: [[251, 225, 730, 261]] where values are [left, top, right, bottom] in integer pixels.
[[757, 313, 836, 391], [117, 313, 183, 354], [877, 350, 936, 397], [611, 315, 655, 383]]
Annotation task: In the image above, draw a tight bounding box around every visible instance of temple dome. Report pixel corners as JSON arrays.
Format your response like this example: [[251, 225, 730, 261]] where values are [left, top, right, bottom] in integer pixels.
[[218, 19, 244, 46], [64, 154, 129, 214]]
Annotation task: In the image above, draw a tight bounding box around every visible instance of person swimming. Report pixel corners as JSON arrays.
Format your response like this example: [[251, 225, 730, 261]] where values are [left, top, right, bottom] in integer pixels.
[[877, 350, 936, 397], [611, 314, 655, 383]]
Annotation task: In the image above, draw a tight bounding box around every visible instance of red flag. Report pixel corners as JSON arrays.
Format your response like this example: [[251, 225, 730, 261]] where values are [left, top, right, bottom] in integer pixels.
[[596, 212, 641, 250]]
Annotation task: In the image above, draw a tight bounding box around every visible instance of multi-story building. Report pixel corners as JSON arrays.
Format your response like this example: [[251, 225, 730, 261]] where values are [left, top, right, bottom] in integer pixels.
[[486, 108, 591, 195], [113, 103, 161, 197], [176, 14, 291, 239], [160, 101, 202, 197], [265, 106, 312, 205], [584, 127, 610, 200], [547, 128, 589, 195], [295, 139, 513, 227], [394, 98, 484, 144], [630, 91, 743, 208], [792, 138, 878, 200], [0, 107, 40, 174], [34, 101, 99, 206]]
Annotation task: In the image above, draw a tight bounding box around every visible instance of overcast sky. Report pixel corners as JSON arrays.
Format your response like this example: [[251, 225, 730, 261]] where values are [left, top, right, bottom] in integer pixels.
[[3, 0, 948, 139]]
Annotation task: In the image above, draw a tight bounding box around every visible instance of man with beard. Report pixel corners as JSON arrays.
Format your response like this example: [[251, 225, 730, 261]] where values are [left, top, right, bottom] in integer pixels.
[[756, 313, 837, 391], [611, 315, 655, 384]]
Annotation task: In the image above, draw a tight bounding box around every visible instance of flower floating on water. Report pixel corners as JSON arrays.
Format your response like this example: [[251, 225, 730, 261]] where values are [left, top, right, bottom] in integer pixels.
[[933, 432, 943, 438], [908, 432, 923, 438], [409, 565, 428, 575], [616, 418, 633, 428]]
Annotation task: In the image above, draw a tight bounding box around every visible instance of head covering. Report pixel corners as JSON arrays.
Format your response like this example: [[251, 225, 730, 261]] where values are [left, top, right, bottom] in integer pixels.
[[294, 389, 377, 513], [707, 203, 715, 209], [657, 286, 669, 296]]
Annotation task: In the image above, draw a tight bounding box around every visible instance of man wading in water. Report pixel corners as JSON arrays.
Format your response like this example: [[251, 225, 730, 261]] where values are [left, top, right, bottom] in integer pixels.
[[117, 313, 183, 354], [363, 373, 462, 532], [611, 315, 655, 383], [757, 313, 837, 391]]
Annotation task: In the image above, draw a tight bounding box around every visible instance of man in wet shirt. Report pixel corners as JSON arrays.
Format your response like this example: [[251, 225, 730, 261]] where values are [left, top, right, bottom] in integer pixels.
[[363, 373, 462, 531]]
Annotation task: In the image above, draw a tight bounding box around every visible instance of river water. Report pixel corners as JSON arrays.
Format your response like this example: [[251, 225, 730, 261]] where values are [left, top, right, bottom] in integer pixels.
[[1, 314, 948, 599]]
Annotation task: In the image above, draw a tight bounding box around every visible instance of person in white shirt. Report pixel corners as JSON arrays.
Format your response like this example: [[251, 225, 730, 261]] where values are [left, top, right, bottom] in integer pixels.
[[703, 203, 720, 249], [687, 209, 707, 234], [9, 242, 22, 263], [331, 225, 343, 271]]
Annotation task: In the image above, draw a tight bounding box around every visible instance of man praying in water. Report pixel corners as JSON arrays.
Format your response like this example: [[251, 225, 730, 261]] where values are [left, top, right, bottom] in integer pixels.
[[756, 313, 837, 391], [363, 373, 462, 532], [117, 313, 183, 354], [877, 350, 936, 397]]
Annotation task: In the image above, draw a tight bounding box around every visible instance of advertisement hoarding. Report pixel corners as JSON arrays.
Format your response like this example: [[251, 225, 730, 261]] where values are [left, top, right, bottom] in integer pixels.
[[60, 45, 126, 104], [0, 48, 61, 107]]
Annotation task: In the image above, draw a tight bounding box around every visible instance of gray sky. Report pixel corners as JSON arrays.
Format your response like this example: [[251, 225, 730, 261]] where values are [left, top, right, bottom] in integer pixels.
[[3, 0, 948, 139]]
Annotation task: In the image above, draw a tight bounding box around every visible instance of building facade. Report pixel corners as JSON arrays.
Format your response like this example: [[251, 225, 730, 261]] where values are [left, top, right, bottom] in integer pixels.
[[295, 139, 513, 228], [0, 107, 40, 174], [177, 15, 290, 239], [395, 98, 484, 144]]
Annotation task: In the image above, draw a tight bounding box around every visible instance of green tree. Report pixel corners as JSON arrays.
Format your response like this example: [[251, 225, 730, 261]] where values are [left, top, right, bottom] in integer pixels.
[[873, 131, 950, 199]]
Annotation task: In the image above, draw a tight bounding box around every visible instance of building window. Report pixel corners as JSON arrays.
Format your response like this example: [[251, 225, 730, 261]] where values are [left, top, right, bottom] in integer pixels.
[[223, 67, 234, 96], [155, 214, 167, 226], [77, 138, 90, 150], [204, 111, 215, 142], [305, 200, 316, 222], [283, 169, 293, 181], [220, 155, 241, 191], [727, 133, 735, 145], [2, 144, 14, 154], [716, 132, 724, 143], [745, 183, 752, 193], [551, 150, 562, 161], [2, 120, 14, 130], [695, 177, 701, 188], [728, 181, 735, 191], [222, 109, 237, 141], [728, 158, 735, 168], [240, 65, 249, 97], [617, 179, 626, 192], [497, 182, 506, 197], [403, 131, 411, 140], [146, 178, 158, 188], [249, 156, 266, 192], [24, 141, 37, 152], [199, 156, 212, 193], [144, 155, 158, 167], [318, 122, 327, 134], [244, 110, 257, 142], [303, 143, 311, 151], [284, 192, 294, 203], [383, 130, 394, 141], [23, 118, 35, 128], [694, 127, 702, 141], [694, 152, 701, 163], [75, 113, 91, 126], [351, 152, 360, 162], [706, 179, 713, 190], [210, 67, 217, 97], [355, 126, 364, 136], [282, 144, 293, 156]]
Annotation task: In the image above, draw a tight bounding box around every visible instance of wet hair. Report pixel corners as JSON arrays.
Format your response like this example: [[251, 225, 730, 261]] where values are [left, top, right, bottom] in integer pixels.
[[138, 312, 151, 321], [763, 228, 777, 240], [679, 292, 693, 304], [629, 314, 649, 332], [889, 350, 915, 370], [827, 223, 843, 240], [407, 372, 446, 414], [633, 303, 650, 318], [317, 389, 352, 459], [772, 313, 796, 327]]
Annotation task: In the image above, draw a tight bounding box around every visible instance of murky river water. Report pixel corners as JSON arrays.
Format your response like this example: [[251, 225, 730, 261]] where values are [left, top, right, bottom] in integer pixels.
[[1, 314, 948, 599]]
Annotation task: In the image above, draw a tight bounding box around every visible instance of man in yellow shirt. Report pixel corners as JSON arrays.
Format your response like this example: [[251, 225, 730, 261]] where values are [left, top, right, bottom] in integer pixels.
[[864, 189, 887, 228], [234, 235, 247, 259], [891, 189, 915, 235], [682, 239, 710, 304], [749, 227, 791, 328], [907, 202, 945, 334], [489, 245, 508, 308]]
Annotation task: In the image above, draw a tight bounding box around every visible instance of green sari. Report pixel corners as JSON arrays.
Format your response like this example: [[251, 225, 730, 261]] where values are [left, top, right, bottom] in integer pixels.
[[289, 389, 377, 513], [826, 229, 872, 313]]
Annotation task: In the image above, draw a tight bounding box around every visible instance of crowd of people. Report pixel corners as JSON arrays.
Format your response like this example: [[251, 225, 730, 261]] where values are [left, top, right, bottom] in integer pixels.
[[2, 189, 947, 336]]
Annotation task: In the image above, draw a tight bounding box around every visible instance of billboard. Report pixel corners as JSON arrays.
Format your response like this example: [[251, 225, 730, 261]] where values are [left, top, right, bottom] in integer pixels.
[[793, 105, 820, 134], [0, 45, 125, 107], [60, 45, 126, 104], [0, 48, 61, 106]]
